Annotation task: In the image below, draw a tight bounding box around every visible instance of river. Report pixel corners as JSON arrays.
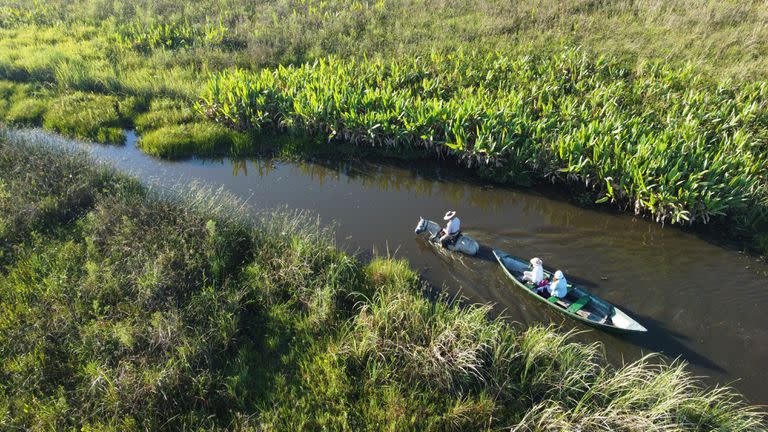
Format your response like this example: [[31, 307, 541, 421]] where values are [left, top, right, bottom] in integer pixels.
[[13, 129, 768, 404]]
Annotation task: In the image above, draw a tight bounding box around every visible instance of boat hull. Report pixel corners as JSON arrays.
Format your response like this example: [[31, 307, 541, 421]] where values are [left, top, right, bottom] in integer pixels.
[[493, 249, 647, 334]]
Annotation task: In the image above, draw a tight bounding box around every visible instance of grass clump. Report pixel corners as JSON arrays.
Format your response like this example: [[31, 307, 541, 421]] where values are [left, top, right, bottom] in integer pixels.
[[41, 92, 143, 143], [0, 130, 118, 267], [4, 96, 48, 125], [138, 122, 246, 158], [133, 97, 200, 132], [0, 80, 31, 119], [0, 135, 765, 430], [349, 258, 507, 391]]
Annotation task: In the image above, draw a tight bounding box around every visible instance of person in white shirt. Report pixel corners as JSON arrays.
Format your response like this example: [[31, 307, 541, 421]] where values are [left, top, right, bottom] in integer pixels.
[[438, 210, 461, 247], [523, 257, 544, 285]]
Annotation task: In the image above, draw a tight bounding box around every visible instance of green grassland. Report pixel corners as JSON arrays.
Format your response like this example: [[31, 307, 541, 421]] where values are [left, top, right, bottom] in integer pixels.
[[0, 131, 764, 431], [0, 1, 767, 253], [1, 3, 768, 426]]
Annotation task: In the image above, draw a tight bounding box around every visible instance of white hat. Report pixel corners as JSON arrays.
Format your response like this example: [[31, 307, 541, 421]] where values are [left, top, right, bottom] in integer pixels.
[[553, 270, 564, 280], [443, 210, 457, 220], [530, 257, 542, 266]]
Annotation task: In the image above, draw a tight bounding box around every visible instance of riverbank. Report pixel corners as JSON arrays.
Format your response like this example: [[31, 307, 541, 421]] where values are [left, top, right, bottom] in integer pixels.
[[1, 13, 767, 255], [1, 130, 765, 430]]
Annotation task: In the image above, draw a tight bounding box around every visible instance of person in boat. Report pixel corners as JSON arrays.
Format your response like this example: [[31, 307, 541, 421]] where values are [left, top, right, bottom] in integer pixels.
[[548, 270, 569, 298], [536, 270, 568, 298], [436, 210, 461, 247], [522, 257, 544, 285]]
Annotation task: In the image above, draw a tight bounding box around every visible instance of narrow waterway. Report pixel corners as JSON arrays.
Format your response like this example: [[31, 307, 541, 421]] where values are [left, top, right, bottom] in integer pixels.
[[16, 129, 768, 404]]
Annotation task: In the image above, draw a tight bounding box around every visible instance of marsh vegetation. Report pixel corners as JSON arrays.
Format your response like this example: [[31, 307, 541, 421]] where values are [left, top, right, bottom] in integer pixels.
[[1, 1, 766, 252], [0, 134, 764, 430], [1, 1, 768, 427]]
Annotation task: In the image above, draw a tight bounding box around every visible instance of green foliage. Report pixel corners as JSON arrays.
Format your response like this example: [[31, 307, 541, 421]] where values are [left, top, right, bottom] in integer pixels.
[[0, 132, 119, 267], [0, 0, 57, 28], [4, 0, 768, 80], [134, 97, 200, 132], [0, 2, 766, 428], [200, 52, 768, 228], [42, 92, 138, 143], [0, 25, 202, 100], [4, 96, 47, 125], [112, 18, 237, 53], [0, 80, 43, 124], [0, 136, 764, 430], [138, 122, 246, 158]]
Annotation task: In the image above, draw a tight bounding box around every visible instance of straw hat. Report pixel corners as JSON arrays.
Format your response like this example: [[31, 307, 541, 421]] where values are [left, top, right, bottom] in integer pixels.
[[530, 257, 543, 266], [443, 210, 457, 220]]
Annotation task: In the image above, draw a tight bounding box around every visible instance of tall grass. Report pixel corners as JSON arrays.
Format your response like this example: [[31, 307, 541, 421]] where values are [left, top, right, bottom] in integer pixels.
[[0, 135, 764, 430], [5, 0, 768, 80], [0, 129, 119, 266], [200, 51, 768, 227]]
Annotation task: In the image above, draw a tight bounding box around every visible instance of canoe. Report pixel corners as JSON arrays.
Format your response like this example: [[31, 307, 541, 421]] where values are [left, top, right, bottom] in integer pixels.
[[492, 249, 647, 334]]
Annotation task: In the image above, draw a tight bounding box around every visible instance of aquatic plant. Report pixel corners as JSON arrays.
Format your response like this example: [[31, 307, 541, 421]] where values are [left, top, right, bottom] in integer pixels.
[[0, 0, 56, 27], [200, 51, 768, 228], [112, 18, 236, 53]]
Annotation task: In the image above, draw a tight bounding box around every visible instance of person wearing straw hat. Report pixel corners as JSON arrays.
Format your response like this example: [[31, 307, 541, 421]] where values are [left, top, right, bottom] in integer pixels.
[[523, 257, 545, 285], [435, 210, 461, 247]]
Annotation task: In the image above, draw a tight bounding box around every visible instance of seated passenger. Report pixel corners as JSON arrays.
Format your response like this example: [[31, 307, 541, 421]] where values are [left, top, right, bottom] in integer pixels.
[[535, 270, 568, 298], [547, 270, 568, 298], [522, 257, 544, 285]]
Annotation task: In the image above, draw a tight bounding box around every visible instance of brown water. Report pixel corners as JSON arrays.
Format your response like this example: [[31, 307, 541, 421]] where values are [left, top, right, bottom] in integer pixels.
[[19, 129, 768, 404]]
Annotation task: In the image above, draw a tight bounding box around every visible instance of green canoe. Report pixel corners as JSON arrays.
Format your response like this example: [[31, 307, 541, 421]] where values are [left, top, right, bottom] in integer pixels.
[[493, 249, 647, 334]]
